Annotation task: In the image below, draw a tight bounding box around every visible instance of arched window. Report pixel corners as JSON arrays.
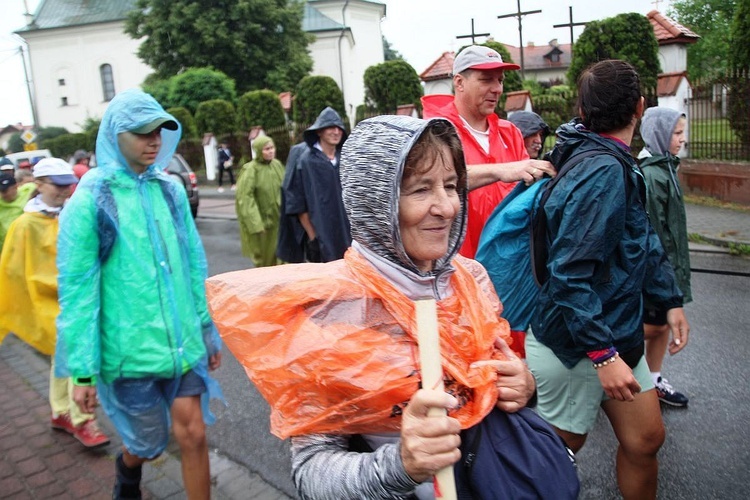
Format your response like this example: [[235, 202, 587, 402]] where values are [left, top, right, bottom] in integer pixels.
[[100, 64, 115, 101]]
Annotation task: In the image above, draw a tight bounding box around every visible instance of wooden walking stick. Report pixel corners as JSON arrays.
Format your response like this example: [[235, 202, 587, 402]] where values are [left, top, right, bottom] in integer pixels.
[[415, 298, 458, 500]]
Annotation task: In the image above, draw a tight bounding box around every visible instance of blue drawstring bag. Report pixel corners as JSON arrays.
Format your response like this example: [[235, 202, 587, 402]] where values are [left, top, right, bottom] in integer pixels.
[[454, 408, 580, 499]]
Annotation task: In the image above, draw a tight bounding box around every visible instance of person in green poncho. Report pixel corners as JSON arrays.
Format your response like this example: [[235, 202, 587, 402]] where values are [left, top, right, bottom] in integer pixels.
[[0, 172, 35, 253], [235, 135, 285, 267]]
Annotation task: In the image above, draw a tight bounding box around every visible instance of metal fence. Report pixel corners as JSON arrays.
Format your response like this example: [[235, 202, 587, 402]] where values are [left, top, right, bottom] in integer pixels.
[[688, 70, 750, 161]]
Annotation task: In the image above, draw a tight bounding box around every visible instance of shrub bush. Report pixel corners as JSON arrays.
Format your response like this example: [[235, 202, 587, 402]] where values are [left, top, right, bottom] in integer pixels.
[[237, 90, 287, 131], [167, 107, 198, 139], [168, 68, 237, 114], [44, 133, 89, 160], [293, 76, 347, 125], [363, 60, 423, 113], [195, 99, 237, 136]]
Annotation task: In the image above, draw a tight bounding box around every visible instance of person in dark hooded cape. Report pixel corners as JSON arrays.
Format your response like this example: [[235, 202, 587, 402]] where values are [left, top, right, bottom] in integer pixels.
[[281, 107, 351, 262], [275, 141, 308, 263]]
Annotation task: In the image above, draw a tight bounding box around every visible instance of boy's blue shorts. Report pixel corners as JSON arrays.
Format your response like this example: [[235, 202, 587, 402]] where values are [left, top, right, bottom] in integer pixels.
[[100, 370, 207, 458]]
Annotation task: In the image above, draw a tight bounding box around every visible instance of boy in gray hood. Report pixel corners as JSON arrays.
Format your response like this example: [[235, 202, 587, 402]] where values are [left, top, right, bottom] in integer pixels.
[[638, 107, 691, 407]]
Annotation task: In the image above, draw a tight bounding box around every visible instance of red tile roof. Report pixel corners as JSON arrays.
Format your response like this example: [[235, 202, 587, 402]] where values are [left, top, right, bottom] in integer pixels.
[[657, 71, 689, 97], [647, 10, 700, 45], [504, 42, 571, 71], [420, 51, 455, 81], [504, 90, 532, 112]]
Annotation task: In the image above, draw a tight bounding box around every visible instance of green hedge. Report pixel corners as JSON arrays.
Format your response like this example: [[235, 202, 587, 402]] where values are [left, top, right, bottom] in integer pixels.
[[195, 99, 237, 136], [43, 133, 89, 160], [237, 90, 287, 131]]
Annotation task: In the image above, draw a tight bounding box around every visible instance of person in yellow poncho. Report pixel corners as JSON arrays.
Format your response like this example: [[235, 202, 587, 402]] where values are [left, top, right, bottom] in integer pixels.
[[235, 135, 285, 267], [0, 172, 35, 254], [0, 158, 110, 449]]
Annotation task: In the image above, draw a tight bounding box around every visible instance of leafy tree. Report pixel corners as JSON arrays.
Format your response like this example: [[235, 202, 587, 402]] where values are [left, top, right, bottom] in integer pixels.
[[126, 0, 313, 93], [363, 60, 423, 113], [166, 107, 198, 139], [142, 74, 173, 108], [727, 0, 750, 145], [383, 36, 402, 61], [568, 13, 661, 92], [7, 133, 24, 153], [237, 90, 287, 131], [167, 68, 236, 114], [458, 41, 523, 93], [293, 76, 347, 125], [669, 0, 736, 79], [195, 99, 237, 137]]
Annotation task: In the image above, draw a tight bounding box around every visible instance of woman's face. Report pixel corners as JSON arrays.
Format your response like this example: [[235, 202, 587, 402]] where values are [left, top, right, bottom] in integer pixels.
[[399, 144, 460, 273], [261, 142, 276, 161]]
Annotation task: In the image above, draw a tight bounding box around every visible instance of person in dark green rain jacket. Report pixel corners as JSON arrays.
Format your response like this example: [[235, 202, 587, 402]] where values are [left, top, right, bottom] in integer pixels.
[[638, 106, 691, 407], [235, 135, 285, 267]]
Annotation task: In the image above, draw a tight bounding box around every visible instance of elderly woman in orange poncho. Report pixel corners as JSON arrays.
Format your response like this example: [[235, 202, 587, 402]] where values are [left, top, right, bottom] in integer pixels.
[[208, 116, 542, 499]]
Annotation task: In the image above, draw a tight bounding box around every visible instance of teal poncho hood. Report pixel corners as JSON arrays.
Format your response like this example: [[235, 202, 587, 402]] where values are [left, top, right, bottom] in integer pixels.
[[96, 89, 181, 175]]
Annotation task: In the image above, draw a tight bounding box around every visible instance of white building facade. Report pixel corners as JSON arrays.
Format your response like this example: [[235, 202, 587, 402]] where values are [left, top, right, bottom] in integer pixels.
[[21, 20, 152, 131], [18, 0, 385, 131]]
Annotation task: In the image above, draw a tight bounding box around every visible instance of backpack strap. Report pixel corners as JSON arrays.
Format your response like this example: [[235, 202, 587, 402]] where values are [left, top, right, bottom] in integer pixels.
[[531, 149, 633, 286]]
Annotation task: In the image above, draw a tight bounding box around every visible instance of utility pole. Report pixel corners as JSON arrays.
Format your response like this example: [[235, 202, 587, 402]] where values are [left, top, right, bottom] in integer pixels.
[[20, 0, 37, 129], [497, 0, 542, 80], [552, 6, 589, 47], [456, 18, 491, 45], [19, 44, 38, 130]]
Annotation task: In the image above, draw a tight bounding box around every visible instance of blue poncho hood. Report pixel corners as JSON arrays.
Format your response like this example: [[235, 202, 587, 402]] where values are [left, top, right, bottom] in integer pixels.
[[96, 89, 181, 176]]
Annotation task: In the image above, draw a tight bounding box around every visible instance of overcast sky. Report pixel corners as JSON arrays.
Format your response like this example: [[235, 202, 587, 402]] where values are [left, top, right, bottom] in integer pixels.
[[0, 0, 673, 128]]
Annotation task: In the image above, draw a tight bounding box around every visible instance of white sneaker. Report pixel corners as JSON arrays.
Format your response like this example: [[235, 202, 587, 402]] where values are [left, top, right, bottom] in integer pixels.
[[230, 185, 237, 191], [217, 187, 225, 193]]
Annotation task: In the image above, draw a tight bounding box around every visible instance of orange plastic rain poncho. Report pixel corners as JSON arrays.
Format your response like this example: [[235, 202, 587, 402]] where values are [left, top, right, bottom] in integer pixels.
[[0, 212, 59, 355], [207, 248, 511, 439]]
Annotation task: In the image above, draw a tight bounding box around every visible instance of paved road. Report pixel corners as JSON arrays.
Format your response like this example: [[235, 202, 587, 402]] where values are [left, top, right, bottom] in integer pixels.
[[196, 210, 750, 499]]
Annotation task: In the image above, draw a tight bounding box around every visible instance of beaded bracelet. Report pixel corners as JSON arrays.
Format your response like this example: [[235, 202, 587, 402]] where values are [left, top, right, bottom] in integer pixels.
[[593, 354, 619, 369]]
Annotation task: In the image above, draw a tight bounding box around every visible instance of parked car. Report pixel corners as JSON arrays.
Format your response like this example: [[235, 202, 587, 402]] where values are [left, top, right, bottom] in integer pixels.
[[166, 153, 199, 218], [4, 149, 52, 169]]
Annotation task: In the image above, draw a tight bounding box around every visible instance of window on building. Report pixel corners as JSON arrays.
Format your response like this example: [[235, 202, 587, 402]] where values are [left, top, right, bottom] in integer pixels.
[[100, 64, 115, 101], [550, 53, 560, 63], [61, 97, 68, 106], [58, 78, 66, 86]]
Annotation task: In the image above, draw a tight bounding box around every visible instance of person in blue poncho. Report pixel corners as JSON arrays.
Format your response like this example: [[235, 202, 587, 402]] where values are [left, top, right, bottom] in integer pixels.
[[54, 89, 224, 499]]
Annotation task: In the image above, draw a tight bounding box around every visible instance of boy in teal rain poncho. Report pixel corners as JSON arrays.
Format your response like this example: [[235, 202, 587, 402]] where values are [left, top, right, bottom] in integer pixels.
[[235, 135, 285, 267], [54, 89, 223, 499]]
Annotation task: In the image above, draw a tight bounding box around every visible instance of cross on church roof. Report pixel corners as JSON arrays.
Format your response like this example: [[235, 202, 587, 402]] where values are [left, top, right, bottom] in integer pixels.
[[456, 18, 490, 44], [552, 6, 589, 46], [497, 0, 542, 79]]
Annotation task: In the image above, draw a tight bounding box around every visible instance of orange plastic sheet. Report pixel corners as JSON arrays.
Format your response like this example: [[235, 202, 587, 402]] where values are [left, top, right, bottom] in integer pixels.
[[206, 249, 511, 439]]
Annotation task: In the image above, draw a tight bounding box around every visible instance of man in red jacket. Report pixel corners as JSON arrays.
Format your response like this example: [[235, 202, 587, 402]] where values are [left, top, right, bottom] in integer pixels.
[[422, 45, 554, 259]]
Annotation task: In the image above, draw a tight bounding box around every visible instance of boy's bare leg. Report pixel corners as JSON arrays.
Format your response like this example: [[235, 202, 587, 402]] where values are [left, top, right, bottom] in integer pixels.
[[644, 323, 670, 373], [171, 395, 210, 499]]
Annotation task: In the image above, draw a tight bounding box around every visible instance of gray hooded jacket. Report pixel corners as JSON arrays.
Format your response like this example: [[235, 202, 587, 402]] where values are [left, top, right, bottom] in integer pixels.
[[290, 115, 472, 500]]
